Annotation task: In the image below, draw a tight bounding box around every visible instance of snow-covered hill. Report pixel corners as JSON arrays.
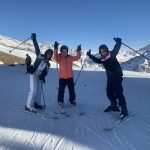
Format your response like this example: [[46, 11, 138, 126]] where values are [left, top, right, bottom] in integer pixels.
[[1, 34, 150, 72], [139, 44, 150, 52], [122, 44, 150, 72], [0, 35, 53, 62], [0, 35, 133, 65], [0, 35, 83, 68], [0, 64, 150, 150]]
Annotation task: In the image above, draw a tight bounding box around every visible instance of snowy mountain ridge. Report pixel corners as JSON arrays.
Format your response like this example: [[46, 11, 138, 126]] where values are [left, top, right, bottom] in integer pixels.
[[122, 45, 150, 72], [0, 35, 150, 72]]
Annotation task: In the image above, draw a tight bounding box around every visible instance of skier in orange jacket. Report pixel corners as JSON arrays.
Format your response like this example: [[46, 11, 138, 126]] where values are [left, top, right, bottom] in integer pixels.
[[54, 41, 81, 107]]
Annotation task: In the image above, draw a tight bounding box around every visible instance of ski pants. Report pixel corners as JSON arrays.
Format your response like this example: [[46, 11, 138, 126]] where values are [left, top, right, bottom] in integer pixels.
[[26, 63, 30, 73], [106, 76, 127, 110], [26, 74, 43, 108], [58, 78, 76, 103]]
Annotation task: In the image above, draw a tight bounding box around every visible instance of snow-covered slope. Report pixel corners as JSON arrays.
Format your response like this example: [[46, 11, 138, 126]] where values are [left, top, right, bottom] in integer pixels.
[[139, 44, 150, 52], [0, 35, 55, 64], [0, 35, 134, 66], [122, 44, 150, 72], [0, 65, 150, 150], [0, 35, 82, 68]]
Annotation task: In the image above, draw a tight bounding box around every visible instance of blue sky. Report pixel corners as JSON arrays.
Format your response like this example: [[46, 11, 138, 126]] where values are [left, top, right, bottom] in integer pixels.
[[0, 0, 150, 51]]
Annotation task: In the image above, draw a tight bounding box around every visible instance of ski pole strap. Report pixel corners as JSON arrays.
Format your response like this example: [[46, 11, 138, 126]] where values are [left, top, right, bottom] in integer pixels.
[[121, 42, 150, 61], [9, 37, 31, 53]]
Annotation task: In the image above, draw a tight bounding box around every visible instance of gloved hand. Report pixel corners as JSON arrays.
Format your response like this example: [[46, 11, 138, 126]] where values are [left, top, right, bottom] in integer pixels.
[[31, 33, 36, 40], [114, 37, 122, 44], [39, 74, 45, 83], [76, 45, 81, 51], [42, 70, 48, 77], [39, 74, 43, 80], [54, 41, 59, 50], [86, 49, 91, 56]]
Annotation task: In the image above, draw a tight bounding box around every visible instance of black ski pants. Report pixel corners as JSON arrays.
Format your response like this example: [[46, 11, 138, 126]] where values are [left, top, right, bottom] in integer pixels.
[[58, 78, 76, 103], [26, 64, 30, 73], [106, 76, 127, 110]]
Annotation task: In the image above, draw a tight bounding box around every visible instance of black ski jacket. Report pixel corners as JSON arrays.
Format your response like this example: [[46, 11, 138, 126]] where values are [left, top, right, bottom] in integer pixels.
[[31, 38, 50, 78], [88, 42, 123, 79]]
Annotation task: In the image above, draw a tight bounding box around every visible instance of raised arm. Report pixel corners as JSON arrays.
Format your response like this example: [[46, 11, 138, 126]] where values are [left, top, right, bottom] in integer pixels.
[[31, 33, 41, 57], [87, 49, 101, 64], [71, 51, 81, 61], [111, 37, 122, 58], [54, 49, 59, 61], [53, 41, 59, 62], [68, 45, 81, 61]]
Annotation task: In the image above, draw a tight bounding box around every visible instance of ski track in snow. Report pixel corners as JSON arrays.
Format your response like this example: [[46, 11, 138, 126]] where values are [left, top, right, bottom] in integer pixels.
[[53, 136, 65, 150]]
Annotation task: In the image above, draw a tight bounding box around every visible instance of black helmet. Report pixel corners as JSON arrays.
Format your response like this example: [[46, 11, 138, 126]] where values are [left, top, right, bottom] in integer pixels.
[[44, 49, 53, 60], [99, 44, 109, 54], [60, 45, 68, 53]]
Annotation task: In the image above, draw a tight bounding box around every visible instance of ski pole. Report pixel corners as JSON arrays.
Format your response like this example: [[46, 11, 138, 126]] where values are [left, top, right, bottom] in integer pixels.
[[74, 56, 87, 85], [41, 80, 46, 109], [9, 37, 31, 53], [54, 41, 59, 89], [121, 42, 150, 61]]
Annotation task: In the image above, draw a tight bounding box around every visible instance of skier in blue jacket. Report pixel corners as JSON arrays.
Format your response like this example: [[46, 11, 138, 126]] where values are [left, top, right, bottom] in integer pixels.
[[87, 38, 128, 119]]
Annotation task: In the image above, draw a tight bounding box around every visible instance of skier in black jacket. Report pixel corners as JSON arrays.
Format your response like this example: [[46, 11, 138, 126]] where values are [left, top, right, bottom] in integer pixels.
[[25, 33, 53, 113], [87, 38, 128, 119]]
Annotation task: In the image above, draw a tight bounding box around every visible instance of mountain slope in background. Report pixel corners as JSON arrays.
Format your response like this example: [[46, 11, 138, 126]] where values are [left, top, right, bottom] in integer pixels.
[[122, 45, 150, 72], [1, 35, 150, 72], [0, 51, 25, 64]]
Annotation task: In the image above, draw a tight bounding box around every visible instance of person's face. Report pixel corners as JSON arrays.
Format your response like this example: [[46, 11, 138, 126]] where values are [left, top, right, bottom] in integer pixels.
[[46, 53, 51, 60], [100, 49, 107, 56], [61, 49, 68, 57]]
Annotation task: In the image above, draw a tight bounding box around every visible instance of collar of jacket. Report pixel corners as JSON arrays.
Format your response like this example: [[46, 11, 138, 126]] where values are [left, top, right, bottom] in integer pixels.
[[59, 54, 70, 58], [101, 51, 111, 61]]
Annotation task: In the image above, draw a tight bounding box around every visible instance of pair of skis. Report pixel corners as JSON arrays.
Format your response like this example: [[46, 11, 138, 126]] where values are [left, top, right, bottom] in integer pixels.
[[103, 113, 136, 131], [23, 109, 59, 119], [56, 105, 86, 117], [22, 108, 135, 131], [23, 105, 86, 120]]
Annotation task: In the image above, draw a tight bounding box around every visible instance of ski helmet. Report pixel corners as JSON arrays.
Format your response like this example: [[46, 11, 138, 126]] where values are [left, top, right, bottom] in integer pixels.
[[60, 45, 68, 53]]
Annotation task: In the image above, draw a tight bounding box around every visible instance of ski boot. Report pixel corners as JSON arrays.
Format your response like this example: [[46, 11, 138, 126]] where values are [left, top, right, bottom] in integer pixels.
[[120, 106, 128, 119], [70, 100, 76, 106], [25, 106, 37, 113], [58, 102, 64, 109], [120, 111, 128, 119], [34, 103, 44, 110]]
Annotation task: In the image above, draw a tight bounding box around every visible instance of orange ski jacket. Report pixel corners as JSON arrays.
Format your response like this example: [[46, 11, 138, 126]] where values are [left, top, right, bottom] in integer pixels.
[[54, 49, 81, 79]]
